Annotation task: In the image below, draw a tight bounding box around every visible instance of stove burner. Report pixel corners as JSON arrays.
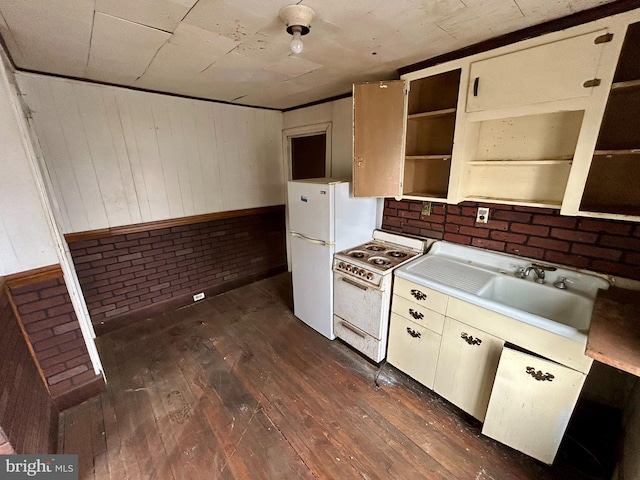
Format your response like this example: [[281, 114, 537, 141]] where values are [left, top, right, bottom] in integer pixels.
[[349, 251, 367, 259], [386, 251, 408, 258], [369, 257, 391, 266], [365, 245, 385, 252]]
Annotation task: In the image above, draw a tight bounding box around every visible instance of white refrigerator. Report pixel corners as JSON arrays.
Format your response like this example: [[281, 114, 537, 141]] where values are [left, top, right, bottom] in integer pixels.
[[287, 178, 378, 339]]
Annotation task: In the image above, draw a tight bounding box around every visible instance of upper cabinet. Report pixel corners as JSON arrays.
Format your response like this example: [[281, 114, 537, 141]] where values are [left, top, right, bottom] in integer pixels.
[[578, 21, 640, 219], [353, 8, 640, 219], [353, 69, 464, 201], [466, 30, 610, 112]]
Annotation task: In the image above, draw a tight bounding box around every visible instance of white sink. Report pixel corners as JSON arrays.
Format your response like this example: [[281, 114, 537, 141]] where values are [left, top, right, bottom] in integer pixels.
[[395, 241, 611, 342], [477, 275, 594, 331]]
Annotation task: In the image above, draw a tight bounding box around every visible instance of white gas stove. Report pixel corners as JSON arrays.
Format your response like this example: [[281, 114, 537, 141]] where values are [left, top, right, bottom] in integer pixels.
[[332, 230, 432, 362]]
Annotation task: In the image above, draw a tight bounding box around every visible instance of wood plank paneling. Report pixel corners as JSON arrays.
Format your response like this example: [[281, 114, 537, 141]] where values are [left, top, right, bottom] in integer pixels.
[[17, 74, 285, 234]]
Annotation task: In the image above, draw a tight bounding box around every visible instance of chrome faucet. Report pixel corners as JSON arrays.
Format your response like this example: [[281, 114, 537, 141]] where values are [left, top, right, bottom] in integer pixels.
[[515, 263, 557, 284]]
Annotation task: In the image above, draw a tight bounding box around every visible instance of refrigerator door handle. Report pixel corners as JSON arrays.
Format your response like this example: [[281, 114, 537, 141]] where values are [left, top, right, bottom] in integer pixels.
[[291, 231, 335, 247]]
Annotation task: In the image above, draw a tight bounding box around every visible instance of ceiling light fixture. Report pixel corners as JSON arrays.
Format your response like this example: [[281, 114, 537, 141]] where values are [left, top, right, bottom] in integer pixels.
[[279, 4, 316, 55]]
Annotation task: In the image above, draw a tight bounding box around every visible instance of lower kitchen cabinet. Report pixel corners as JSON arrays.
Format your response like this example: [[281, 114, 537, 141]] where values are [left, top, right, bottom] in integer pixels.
[[433, 317, 504, 422], [482, 347, 587, 464], [387, 313, 441, 389]]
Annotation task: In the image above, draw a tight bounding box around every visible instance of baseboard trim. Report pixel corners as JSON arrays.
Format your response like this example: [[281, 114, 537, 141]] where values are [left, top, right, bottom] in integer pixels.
[[52, 374, 106, 412]]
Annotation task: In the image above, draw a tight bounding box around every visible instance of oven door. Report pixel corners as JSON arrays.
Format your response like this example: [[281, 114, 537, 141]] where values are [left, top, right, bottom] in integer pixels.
[[333, 271, 387, 340]]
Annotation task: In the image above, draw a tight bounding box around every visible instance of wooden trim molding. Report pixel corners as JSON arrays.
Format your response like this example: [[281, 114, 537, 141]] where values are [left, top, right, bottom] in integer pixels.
[[398, 0, 640, 76], [4, 264, 63, 289], [64, 205, 286, 243]]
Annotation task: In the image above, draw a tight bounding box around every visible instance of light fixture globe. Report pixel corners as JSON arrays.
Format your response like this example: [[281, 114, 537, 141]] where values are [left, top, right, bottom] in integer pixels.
[[279, 4, 316, 54]]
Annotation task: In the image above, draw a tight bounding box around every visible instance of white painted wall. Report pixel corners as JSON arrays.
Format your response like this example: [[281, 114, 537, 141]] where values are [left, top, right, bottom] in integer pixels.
[[17, 73, 285, 234], [0, 56, 58, 275], [283, 97, 353, 179]]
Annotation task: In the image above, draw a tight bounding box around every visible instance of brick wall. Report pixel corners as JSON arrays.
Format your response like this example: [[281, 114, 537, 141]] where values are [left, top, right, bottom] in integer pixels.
[[0, 284, 57, 454], [382, 199, 640, 281], [68, 208, 287, 328], [8, 275, 104, 408]]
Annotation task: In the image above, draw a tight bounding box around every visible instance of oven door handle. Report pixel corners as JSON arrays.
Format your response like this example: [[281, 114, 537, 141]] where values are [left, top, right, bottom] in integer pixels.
[[341, 276, 368, 291]]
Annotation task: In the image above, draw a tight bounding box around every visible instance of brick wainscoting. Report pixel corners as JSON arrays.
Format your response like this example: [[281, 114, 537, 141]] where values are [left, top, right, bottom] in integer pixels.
[[68, 206, 287, 333], [0, 280, 58, 453], [382, 200, 640, 281]]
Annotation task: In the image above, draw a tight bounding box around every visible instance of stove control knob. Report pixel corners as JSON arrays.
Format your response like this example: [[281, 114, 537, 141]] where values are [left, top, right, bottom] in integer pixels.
[[345, 264, 352, 272], [359, 269, 365, 276], [366, 272, 374, 280], [338, 262, 346, 270]]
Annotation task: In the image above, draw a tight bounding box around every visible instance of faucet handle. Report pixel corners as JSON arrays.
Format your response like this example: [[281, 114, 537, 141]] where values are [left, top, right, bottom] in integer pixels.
[[511, 264, 526, 278], [553, 277, 574, 289]]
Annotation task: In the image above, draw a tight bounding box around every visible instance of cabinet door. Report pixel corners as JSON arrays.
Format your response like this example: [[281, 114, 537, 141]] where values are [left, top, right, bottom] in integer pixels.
[[466, 30, 609, 112], [353, 81, 406, 197], [434, 317, 504, 421], [387, 313, 441, 389], [482, 347, 586, 464]]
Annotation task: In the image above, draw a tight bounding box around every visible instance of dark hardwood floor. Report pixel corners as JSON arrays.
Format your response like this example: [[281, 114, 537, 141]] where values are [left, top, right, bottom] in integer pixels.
[[58, 273, 606, 479]]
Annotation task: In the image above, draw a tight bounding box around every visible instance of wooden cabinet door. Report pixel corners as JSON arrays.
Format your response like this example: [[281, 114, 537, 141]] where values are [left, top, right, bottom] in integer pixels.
[[482, 347, 586, 464], [353, 81, 406, 197], [466, 30, 609, 112], [387, 313, 441, 389], [434, 317, 504, 421]]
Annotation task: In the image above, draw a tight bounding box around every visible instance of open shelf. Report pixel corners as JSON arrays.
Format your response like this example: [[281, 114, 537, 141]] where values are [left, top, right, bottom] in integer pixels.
[[580, 153, 640, 216], [466, 196, 562, 209], [611, 79, 640, 91], [403, 157, 451, 198], [407, 108, 456, 120], [593, 149, 640, 156], [406, 155, 452, 161], [407, 70, 461, 115], [469, 159, 572, 166], [405, 108, 456, 157]]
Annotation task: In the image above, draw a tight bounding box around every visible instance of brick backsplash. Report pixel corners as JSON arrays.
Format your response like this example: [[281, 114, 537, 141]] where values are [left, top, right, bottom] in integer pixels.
[[382, 199, 640, 281], [8, 276, 101, 401], [0, 284, 57, 453], [68, 209, 287, 327]]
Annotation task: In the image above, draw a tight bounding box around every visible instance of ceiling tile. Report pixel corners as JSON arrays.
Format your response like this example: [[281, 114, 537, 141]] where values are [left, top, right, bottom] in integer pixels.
[[0, 0, 93, 76], [264, 56, 323, 78], [183, 0, 270, 43], [169, 22, 239, 56], [95, 0, 197, 32], [436, 0, 524, 41], [87, 13, 171, 85]]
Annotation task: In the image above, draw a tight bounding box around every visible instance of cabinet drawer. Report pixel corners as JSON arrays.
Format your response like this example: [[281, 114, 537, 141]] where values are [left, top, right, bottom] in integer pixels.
[[387, 313, 441, 389], [333, 316, 385, 363], [393, 277, 448, 314], [391, 295, 445, 334]]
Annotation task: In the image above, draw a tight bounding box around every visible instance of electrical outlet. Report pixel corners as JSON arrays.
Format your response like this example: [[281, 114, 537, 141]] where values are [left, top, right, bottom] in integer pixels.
[[421, 201, 432, 216], [193, 292, 205, 301], [476, 207, 489, 223]]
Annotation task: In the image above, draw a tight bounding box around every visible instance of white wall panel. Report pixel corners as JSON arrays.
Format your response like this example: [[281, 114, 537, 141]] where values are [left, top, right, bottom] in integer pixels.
[[0, 59, 58, 275], [16, 73, 285, 233]]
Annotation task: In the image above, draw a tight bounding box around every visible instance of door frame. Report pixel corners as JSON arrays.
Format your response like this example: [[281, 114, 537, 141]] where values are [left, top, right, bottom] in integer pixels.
[[282, 122, 332, 271], [282, 122, 332, 182]]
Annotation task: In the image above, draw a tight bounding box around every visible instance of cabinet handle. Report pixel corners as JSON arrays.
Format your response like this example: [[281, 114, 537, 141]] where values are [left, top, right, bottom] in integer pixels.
[[341, 321, 366, 339], [342, 277, 368, 291], [461, 332, 482, 346], [583, 79, 601, 88], [406, 327, 421, 338], [409, 308, 423, 320], [526, 366, 555, 382], [473, 77, 480, 96], [410, 289, 427, 301]]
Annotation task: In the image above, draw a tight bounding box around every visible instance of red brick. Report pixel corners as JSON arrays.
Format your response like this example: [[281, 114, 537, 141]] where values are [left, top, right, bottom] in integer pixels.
[[471, 238, 505, 251], [49, 379, 73, 396], [599, 235, 640, 251], [624, 252, 640, 265], [99, 234, 126, 245], [44, 363, 66, 378], [513, 206, 555, 214], [40, 348, 84, 369], [25, 314, 72, 332], [532, 215, 577, 228], [69, 239, 99, 249], [590, 260, 640, 280], [74, 253, 103, 264], [550, 228, 598, 243], [126, 231, 150, 240], [29, 329, 54, 343], [70, 369, 100, 387], [490, 231, 526, 244], [447, 205, 461, 214], [447, 215, 475, 226], [48, 364, 88, 385], [59, 338, 86, 353], [47, 303, 75, 317], [115, 239, 140, 249], [443, 233, 472, 245], [104, 306, 130, 318], [527, 237, 570, 252], [86, 244, 115, 254], [53, 321, 80, 335], [571, 244, 622, 261], [34, 331, 77, 352], [118, 252, 142, 262], [18, 295, 66, 314], [510, 223, 549, 236], [491, 210, 531, 223], [578, 219, 632, 235], [459, 226, 490, 238]]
